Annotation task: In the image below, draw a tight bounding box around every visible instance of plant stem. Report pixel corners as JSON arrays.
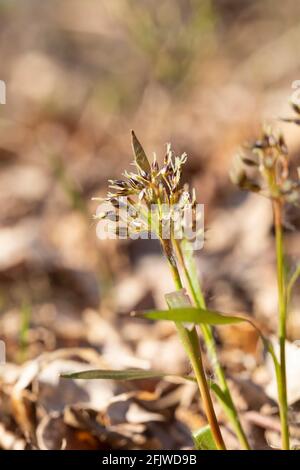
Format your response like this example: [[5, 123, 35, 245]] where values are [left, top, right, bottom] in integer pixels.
[[272, 199, 290, 450], [161, 239, 226, 450], [173, 239, 251, 450]]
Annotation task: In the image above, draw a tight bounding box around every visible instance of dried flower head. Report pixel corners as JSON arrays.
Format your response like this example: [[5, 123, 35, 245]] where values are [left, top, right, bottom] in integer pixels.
[[94, 131, 203, 244], [230, 125, 300, 206]]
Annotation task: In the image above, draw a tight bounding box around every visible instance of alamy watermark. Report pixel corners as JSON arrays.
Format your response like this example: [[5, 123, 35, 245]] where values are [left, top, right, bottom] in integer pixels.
[[95, 198, 204, 251]]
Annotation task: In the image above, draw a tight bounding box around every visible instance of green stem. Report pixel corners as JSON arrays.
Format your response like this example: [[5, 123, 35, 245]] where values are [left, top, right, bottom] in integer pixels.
[[272, 199, 290, 450], [161, 239, 226, 450], [173, 239, 251, 450]]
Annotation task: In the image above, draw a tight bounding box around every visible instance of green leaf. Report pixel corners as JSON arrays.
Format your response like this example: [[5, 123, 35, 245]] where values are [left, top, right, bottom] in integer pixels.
[[61, 368, 196, 382], [61, 369, 170, 380], [142, 306, 244, 326], [193, 425, 217, 450], [140, 297, 281, 376], [131, 130, 151, 174]]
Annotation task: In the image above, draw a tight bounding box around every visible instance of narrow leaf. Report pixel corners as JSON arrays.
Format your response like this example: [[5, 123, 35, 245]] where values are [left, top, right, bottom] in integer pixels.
[[140, 300, 280, 374], [61, 369, 169, 381], [61, 368, 196, 382], [142, 306, 244, 325], [131, 130, 151, 174], [193, 425, 217, 450]]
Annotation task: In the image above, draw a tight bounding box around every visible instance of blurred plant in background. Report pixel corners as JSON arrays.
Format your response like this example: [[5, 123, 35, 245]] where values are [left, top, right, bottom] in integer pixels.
[[231, 104, 300, 449]]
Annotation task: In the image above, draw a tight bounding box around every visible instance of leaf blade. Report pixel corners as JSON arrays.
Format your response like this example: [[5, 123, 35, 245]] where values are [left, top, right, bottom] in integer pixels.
[[139, 300, 281, 374], [61, 368, 196, 382], [61, 369, 168, 380], [142, 306, 245, 326]]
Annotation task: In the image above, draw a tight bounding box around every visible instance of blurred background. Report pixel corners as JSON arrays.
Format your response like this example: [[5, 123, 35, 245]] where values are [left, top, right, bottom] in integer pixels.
[[1, 0, 300, 450]]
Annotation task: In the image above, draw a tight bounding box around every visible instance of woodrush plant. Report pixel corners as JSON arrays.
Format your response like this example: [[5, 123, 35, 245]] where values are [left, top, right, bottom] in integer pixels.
[[63, 110, 300, 450], [230, 107, 300, 450], [63, 131, 249, 450]]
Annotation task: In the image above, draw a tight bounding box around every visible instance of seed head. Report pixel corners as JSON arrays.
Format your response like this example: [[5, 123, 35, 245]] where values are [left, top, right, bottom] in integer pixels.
[[94, 131, 201, 241], [231, 123, 299, 206]]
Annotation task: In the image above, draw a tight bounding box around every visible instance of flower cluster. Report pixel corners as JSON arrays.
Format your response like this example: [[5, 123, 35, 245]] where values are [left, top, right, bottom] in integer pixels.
[[230, 125, 300, 205], [94, 131, 203, 245]]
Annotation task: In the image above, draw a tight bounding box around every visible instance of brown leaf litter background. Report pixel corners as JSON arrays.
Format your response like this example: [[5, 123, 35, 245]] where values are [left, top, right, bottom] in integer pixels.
[[0, 0, 300, 450]]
